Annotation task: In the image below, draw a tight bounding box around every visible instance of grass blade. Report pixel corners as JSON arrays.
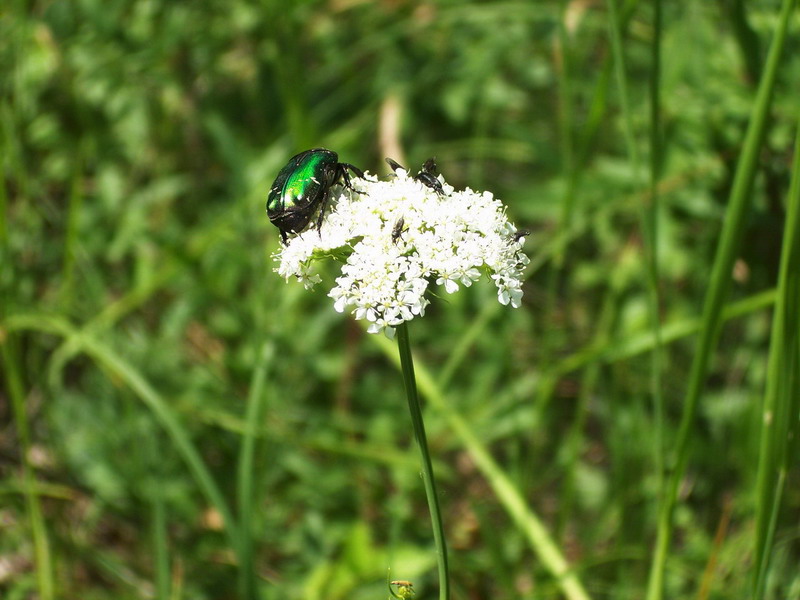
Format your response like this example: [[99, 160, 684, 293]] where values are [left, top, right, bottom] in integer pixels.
[[1, 340, 55, 600], [752, 118, 800, 597], [648, 0, 665, 497], [608, 0, 667, 527], [237, 341, 275, 600], [151, 494, 171, 600], [645, 1, 797, 597]]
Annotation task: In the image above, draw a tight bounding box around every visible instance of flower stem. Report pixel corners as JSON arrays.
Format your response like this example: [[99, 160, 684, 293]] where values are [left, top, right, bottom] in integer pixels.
[[396, 322, 450, 600]]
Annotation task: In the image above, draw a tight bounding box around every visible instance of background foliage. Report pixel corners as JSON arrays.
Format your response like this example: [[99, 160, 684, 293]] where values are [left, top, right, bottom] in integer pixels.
[[2, 1, 799, 599]]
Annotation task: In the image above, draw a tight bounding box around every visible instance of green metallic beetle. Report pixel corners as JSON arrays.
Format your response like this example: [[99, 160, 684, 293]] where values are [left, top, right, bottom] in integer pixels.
[[267, 148, 364, 244]]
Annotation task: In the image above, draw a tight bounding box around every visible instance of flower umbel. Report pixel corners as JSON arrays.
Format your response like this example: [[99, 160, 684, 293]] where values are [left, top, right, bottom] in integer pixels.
[[274, 165, 529, 336]]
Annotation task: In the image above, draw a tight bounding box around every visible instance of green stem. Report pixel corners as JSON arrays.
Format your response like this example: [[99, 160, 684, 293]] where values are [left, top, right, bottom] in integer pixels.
[[751, 117, 800, 598], [396, 322, 449, 600], [151, 493, 170, 600], [610, 0, 667, 531], [375, 330, 591, 600], [236, 341, 274, 600], [60, 145, 84, 314], [2, 340, 55, 600], [648, 0, 665, 504]]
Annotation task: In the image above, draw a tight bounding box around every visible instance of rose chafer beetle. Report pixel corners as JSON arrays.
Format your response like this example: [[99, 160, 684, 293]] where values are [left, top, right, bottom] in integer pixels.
[[267, 148, 364, 244]]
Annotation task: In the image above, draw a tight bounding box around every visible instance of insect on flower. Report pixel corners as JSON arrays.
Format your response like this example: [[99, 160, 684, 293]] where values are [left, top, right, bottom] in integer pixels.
[[389, 580, 415, 600], [391, 217, 406, 245], [511, 228, 530, 243], [267, 148, 364, 244], [386, 156, 445, 195]]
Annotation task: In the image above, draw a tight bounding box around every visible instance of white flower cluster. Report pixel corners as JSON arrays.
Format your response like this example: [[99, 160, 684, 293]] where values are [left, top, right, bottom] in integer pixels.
[[274, 166, 529, 337]]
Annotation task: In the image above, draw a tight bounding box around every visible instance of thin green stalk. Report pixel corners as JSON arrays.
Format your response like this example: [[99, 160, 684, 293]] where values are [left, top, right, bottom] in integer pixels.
[[558, 267, 622, 538], [754, 471, 787, 599], [752, 119, 800, 597], [151, 494, 171, 600], [1, 341, 55, 600], [396, 322, 450, 600], [609, 0, 666, 519], [60, 146, 84, 314], [719, 0, 762, 84], [606, 0, 640, 177], [1, 109, 8, 252], [2, 66, 53, 589], [555, 0, 576, 254], [648, 0, 666, 514], [646, 1, 796, 597], [236, 341, 274, 600], [0, 74, 54, 596], [376, 330, 591, 600], [543, 0, 578, 385]]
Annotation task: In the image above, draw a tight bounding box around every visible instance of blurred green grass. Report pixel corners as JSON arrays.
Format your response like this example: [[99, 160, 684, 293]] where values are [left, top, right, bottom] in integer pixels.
[[2, 1, 799, 599]]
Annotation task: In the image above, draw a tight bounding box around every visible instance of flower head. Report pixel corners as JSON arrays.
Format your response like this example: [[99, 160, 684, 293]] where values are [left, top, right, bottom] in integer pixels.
[[273, 164, 529, 337]]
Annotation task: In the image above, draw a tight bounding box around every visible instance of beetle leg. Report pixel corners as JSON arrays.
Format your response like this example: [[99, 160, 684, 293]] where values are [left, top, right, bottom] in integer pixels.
[[342, 162, 364, 179], [315, 193, 328, 236], [340, 163, 365, 194]]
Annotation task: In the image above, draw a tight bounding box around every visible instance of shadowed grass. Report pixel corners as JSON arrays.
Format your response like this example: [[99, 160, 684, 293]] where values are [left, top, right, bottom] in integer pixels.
[[3, 314, 248, 594]]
